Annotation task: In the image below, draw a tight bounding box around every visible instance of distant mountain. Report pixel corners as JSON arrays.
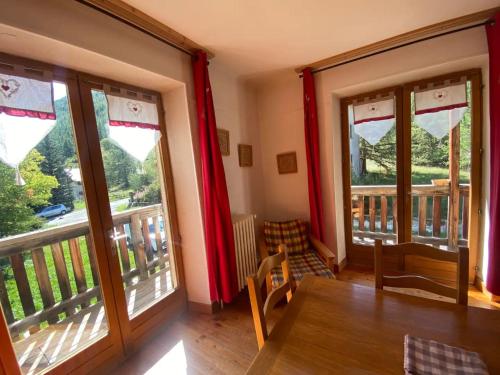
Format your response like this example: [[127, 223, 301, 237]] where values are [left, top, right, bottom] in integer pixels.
[[38, 91, 110, 163]]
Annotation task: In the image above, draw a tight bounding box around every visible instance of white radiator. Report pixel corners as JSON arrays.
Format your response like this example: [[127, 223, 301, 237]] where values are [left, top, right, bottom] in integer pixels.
[[232, 214, 258, 292]]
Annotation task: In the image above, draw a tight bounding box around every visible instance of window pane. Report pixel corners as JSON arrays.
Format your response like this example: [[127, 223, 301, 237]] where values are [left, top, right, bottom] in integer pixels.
[[348, 99, 398, 245], [91, 90, 175, 319], [410, 82, 471, 248]]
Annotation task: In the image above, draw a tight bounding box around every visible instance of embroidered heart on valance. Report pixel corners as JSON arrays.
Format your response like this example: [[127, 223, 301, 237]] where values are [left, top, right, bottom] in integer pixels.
[[0, 73, 56, 120], [127, 101, 143, 116], [0, 79, 20, 98], [352, 96, 395, 145], [105, 93, 160, 162], [414, 82, 467, 139]]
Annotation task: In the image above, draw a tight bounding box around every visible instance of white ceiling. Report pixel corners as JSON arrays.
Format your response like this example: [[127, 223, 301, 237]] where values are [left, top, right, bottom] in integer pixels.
[[123, 0, 499, 78]]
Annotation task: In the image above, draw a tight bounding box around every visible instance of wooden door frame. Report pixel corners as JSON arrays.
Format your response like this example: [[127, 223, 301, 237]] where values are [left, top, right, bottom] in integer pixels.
[[76, 75, 186, 354], [0, 309, 20, 375], [340, 69, 482, 281], [340, 86, 404, 266]]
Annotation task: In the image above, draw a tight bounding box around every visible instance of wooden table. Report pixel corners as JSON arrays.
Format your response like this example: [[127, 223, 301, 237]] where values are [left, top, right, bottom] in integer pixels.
[[247, 275, 500, 374]]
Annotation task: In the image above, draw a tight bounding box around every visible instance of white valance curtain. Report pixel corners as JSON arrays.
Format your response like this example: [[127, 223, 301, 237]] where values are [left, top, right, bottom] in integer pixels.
[[414, 81, 468, 139], [0, 72, 56, 182], [353, 96, 395, 145], [105, 91, 160, 162], [0, 73, 55, 119]]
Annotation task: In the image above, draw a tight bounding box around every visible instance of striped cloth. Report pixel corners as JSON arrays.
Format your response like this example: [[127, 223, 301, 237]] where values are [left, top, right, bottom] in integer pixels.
[[404, 335, 488, 375], [263, 220, 309, 254], [271, 250, 334, 288]]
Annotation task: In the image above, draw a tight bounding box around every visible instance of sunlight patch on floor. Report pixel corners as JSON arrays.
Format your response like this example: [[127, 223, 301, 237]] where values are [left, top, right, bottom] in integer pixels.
[[144, 340, 187, 375]]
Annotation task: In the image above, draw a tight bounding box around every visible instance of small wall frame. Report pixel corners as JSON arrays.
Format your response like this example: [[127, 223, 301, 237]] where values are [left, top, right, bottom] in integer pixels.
[[238, 144, 253, 167], [277, 152, 297, 174], [217, 128, 230, 156]]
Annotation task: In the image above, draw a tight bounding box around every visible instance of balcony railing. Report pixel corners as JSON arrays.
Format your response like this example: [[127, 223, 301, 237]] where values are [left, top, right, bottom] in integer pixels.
[[351, 183, 469, 247], [0, 204, 170, 340]]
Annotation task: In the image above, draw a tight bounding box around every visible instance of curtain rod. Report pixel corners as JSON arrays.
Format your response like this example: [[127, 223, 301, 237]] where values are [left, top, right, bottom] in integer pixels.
[[299, 20, 494, 78], [76, 0, 194, 57]]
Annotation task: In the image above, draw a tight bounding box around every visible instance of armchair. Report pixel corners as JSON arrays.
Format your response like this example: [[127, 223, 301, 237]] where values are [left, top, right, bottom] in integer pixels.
[[260, 219, 336, 291]]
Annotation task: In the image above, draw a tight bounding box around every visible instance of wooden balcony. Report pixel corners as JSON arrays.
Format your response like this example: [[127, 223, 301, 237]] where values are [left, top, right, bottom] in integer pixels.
[[0, 205, 173, 374], [351, 183, 469, 247]]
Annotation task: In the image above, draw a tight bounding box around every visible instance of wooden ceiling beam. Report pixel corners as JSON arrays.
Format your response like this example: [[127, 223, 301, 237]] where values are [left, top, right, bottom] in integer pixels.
[[79, 0, 214, 58], [295, 7, 500, 73]]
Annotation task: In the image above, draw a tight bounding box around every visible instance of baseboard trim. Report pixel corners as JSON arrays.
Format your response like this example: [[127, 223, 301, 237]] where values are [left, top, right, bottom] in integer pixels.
[[334, 257, 347, 274], [474, 276, 500, 302], [188, 301, 221, 314]]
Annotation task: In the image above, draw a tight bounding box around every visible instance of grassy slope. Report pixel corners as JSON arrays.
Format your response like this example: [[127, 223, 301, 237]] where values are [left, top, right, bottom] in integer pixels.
[[353, 160, 469, 185]]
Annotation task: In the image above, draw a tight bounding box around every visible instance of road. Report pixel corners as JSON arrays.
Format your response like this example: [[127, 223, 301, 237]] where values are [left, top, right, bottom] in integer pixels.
[[45, 198, 129, 226]]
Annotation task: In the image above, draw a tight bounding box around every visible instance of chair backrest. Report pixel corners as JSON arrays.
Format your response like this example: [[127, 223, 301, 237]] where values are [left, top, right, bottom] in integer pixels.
[[247, 244, 292, 349], [374, 239, 469, 305], [263, 220, 309, 254]]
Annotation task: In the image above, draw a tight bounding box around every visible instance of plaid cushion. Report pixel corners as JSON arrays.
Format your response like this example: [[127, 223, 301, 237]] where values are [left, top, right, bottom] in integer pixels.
[[271, 250, 334, 288], [264, 220, 309, 254], [404, 335, 488, 375]]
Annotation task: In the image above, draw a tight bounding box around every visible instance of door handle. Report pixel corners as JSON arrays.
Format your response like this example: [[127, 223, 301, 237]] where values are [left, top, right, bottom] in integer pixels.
[[107, 228, 122, 257]]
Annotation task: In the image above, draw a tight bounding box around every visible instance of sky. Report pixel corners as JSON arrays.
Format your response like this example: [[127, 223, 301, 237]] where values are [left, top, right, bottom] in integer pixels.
[[53, 82, 67, 101]]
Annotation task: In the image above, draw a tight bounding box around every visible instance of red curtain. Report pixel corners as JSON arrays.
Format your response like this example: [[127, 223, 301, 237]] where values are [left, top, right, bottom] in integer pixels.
[[486, 14, 500, 295], [192, 51, 238, 303], [302, 68, 325, 241]]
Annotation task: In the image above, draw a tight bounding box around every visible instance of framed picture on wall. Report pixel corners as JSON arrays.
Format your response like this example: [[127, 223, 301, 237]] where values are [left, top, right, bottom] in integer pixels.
[[217, 128, 230, 156], [277, 152, 297, 174], [238, 144, 253, 167]]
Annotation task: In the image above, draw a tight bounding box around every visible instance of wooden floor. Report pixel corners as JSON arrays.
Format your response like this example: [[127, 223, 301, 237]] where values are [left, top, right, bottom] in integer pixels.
[[110, 292, 270, 375], [110, 266, 499, 375], [13, 267, 173, 375]]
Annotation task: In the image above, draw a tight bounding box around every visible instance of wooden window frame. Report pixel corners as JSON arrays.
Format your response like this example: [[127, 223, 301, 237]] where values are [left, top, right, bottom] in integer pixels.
[[340, 69, 482, 282], [0, 52, 186, 374]]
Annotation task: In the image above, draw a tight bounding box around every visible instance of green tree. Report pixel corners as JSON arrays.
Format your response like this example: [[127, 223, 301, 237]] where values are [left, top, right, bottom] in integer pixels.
[[0, 163, 41, 238], [101, 138, 138, 189], [92, 91, 111, 139], [130, 151, 162, 205], [411, 125, 448, 168], [37, 137, 75, 209], [360, 127, 397, 175], [459, 109, 471, 173], [20, 150, 59, 209], [51, 98, 76, 160]]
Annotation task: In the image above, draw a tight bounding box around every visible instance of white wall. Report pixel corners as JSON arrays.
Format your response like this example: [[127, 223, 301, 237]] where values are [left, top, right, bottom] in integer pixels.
[[254, 27, 491, 280], [209, 63, 265, 219]]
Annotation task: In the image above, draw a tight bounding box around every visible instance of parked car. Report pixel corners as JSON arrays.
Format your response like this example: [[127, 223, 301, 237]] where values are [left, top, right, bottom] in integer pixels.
[[36, 204, 69, 219], [122, 217, 167, 253]]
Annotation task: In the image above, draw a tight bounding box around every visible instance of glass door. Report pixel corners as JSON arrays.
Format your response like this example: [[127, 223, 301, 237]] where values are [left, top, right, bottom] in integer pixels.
[[0, 62, 122, 374], [404, 71, 481, 261], [341, 87, 404, 261], [342, 71, 481, 273], [77, 78, 181, 343]]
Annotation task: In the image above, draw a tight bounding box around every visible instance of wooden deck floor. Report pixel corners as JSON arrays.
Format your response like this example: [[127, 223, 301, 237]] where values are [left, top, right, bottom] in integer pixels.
[[13, 267, 173, 375]]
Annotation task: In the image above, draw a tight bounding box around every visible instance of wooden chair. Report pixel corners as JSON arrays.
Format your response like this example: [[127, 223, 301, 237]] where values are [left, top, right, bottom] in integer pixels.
[[374, 239, 469, 305], [259, 220, 335, 293], [247, 244, 292, 350]]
